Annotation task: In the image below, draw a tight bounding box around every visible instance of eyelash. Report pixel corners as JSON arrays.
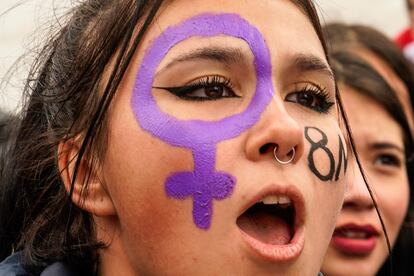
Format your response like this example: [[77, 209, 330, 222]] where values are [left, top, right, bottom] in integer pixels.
[[285, 84, 334, 114], [153, 75, 239, 101]]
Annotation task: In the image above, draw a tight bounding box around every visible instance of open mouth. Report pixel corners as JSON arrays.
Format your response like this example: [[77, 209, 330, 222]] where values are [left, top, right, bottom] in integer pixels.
[[236, 189, 305, 262], [237, 195, 294, 245], [331, 224, 379, 255]]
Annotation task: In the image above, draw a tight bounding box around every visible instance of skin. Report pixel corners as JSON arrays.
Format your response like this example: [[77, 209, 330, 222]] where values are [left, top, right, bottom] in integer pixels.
[[322, 86, 409, 276], [355, 49, 414, 133], [59, 0, 348, 275]]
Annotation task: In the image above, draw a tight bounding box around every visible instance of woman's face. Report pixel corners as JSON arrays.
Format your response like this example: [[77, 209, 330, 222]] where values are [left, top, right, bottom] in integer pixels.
[[322, 86, 409, 276], [96, 0, 347, 274]]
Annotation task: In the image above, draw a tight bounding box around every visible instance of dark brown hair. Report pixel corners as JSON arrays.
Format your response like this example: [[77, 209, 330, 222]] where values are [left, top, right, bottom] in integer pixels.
[[0, 0, 350, 274], [0, 0, 164, 273], [407, 0, 414, 11], [0, 111, 15, 145], [324, 23, 414, 276]]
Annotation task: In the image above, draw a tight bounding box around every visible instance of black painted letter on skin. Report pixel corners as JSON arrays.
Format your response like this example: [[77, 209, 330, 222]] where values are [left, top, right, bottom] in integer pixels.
[[334, 135, 348, 181], [305, 126, 335, 181]]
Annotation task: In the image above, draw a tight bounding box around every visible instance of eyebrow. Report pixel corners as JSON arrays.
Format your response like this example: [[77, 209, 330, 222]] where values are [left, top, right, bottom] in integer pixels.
[[159, 46, 246, 72], [292, 54, 334, 79], [370, 142, 404, 153], [157, 47, 334, 81]]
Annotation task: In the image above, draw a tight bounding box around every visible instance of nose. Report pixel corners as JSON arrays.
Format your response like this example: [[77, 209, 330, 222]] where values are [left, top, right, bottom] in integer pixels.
[[342, 159, 374, 210], [244, 98, 304, 163]]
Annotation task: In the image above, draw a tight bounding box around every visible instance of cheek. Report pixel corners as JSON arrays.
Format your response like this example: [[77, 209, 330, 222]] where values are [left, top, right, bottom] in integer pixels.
[[101, 105, 196, 246], [376, 179, 410, 243], [312, 176, 346, 227], [303, 126, 347, 250], [301, 124, 348, 220], [307, 172, 346, 265], [304, 126, 348, 183]]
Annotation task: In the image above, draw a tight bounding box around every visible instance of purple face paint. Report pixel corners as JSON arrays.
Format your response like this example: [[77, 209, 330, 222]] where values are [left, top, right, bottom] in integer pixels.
[[131, 13, 273, 229]]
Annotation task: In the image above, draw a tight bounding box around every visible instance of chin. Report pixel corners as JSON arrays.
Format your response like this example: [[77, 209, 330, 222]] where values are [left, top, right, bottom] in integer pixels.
[[322, 248, 385, 276]]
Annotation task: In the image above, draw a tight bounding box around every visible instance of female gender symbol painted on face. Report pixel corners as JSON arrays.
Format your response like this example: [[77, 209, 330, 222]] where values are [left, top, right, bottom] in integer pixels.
[[131, 13, 273, 229]]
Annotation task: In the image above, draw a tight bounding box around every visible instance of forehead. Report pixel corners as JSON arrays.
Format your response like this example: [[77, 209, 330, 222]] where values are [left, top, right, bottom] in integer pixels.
[[340, 85, 403, 146], [137, 0, 326, 64], [355, 49, 414, 133]]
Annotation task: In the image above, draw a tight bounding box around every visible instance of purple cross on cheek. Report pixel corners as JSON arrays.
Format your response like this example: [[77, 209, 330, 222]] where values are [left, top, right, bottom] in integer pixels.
[[131, 13, 273, 229], [165, 145, 235, 229]]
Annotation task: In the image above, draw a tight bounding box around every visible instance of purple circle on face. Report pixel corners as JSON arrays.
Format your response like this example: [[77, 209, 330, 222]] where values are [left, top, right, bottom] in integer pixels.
[[131, 13, 273, 148]]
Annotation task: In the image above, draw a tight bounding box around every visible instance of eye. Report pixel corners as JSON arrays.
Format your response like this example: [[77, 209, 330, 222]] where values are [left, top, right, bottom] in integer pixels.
[[374, 154, 402, 168], [285, 84, 334, 114], [153, 75, 240, 101]]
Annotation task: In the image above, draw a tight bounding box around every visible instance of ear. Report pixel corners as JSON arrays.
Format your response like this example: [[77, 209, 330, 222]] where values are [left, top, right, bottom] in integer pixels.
[[58, 139, 116, 217]]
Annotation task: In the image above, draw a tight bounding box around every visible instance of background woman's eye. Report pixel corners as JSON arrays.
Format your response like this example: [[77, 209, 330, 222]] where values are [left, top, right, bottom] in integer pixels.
[[374, 154, 402, 167], [285, 85, 334, 114]]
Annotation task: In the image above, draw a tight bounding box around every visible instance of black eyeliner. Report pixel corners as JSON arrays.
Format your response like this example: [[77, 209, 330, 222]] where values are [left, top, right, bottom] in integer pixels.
[[152, 85, 199, 97], [152, 75, 239, 101]]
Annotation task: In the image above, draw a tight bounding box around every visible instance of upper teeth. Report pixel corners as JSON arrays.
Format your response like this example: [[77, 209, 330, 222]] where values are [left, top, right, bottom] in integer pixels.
[[261, 195, 291, 205], [342, 231, 368, 239]]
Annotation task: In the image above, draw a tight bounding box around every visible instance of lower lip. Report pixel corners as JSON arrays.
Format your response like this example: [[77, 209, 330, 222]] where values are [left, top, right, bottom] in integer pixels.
[[239, 227, 305, 262], [331, 235, 377, 255]]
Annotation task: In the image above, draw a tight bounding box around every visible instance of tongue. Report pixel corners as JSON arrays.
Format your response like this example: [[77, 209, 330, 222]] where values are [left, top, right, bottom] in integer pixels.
[[237, 211, 291, 245]]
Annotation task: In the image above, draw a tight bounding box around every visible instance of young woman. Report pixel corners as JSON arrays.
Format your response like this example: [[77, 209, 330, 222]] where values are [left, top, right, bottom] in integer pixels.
[[0, 0, 352, 274], [322, 24, 414, 276]]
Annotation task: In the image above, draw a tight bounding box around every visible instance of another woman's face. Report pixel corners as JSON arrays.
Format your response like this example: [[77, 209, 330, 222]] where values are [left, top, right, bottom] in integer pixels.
[[98, 0, 347, 274], [322, 86, 409, 276]]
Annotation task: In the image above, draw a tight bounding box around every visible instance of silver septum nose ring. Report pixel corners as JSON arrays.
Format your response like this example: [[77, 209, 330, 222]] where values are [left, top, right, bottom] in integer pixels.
[[273, 146, 295, 165]]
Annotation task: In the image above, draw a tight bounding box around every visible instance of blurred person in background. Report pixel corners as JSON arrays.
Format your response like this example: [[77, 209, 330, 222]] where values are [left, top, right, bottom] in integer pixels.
[[396, 0, 414, 63], [323, 23, 414, 276]]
